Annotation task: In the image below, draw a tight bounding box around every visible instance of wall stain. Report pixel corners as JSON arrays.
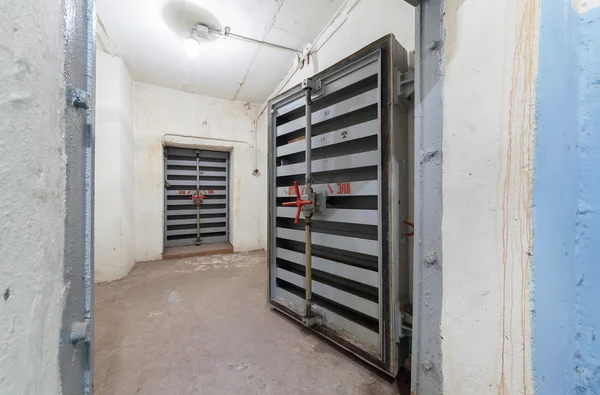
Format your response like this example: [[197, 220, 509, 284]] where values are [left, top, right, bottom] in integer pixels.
[[499, 0, 538, 394]]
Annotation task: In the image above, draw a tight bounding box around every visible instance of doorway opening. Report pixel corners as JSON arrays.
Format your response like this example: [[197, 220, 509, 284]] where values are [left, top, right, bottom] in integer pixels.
[[163, 147, 233, 259]]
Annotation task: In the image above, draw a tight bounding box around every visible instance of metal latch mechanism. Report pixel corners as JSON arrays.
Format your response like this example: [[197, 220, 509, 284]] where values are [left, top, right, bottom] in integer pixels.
[[282, 181, 326, 224], [395, 71, 415, 103], [282, 181, 313, 224]]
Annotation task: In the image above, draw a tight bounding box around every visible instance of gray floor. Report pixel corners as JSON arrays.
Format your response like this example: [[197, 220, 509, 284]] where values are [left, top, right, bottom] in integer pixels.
[[94, 251, 402, 395]]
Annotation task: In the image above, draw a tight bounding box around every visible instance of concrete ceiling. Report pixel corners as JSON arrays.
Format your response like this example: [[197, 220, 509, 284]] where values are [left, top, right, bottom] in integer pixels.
[[98, 0, 345, 104]]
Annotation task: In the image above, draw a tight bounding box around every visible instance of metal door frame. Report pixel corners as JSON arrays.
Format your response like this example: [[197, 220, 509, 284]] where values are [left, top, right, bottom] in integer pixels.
[[59, 0, 95, 392], [267, 35, 409, 376]]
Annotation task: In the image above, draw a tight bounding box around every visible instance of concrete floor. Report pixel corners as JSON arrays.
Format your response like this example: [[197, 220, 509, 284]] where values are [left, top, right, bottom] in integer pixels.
[[94, 251, 404, 395]]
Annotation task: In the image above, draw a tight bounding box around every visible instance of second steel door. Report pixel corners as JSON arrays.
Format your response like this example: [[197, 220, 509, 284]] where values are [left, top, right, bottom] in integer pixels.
[[164, 148, 229, 247]]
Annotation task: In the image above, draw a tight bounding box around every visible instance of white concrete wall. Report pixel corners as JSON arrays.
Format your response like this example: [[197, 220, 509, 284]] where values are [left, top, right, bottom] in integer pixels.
[[94, 50, 135, 283], [441, 0, 538, 393], [279, 0, 415, 92], [133, 82, 265, 262], [0, 0, 66, 393]]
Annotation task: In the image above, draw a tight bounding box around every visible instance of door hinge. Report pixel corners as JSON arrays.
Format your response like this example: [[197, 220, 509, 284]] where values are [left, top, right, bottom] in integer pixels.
[[395, 70, 415, 103], [71, 89, 91, 110], [70, 321, 91, 344]]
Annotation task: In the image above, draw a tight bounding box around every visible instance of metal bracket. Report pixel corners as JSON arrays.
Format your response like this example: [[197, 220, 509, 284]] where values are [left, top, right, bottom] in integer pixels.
[[71, 89, 91, 110], [70, 321, 91, 344], [302, 78, 324, 99], [302, 78, 317, 91], [395, 71, 415, 103], [302, 315, 322, 327], [312, 192, 326, 215]]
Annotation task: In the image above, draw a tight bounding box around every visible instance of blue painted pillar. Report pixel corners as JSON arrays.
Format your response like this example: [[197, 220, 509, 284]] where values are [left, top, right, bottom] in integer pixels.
[[534, 1, 600, 393]]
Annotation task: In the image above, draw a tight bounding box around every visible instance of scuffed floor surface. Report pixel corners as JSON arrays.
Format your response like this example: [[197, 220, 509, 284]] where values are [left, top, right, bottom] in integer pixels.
[[94, 251, 401, 395]]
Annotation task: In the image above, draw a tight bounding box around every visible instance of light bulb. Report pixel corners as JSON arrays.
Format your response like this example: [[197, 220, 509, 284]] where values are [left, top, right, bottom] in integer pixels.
[[183, 37, 201, 58]]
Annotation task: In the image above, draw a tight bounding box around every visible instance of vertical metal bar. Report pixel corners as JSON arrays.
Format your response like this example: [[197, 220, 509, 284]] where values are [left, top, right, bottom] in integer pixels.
[[376, 49, 385, 353], [305, 89, 312, 181], [411, 1, 445, 393], [225, 152, 230, 241], [84, 1, 96, 393], [304, 86, 313, 319], [196, 150, 201, 245], [164, 149, 168, 248]]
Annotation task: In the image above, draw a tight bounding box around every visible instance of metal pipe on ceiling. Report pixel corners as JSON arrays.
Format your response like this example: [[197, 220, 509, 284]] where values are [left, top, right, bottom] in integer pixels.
[[199, 26, 303, 55]]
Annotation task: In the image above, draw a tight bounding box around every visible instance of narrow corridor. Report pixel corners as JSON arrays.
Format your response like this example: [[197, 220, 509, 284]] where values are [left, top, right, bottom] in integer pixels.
[[94, 251, 403, 394]]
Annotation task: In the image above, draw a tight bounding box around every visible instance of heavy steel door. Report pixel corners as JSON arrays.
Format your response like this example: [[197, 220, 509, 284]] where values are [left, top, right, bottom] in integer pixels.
[[164, 148, 230, 247], [268, 35, 410, 376]]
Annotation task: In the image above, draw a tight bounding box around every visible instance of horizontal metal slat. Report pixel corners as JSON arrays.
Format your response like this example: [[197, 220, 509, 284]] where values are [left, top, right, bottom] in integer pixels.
[[199, 226, 227, 234], [276, 228, 378, 256], [166, 200, 197, 207], [167, 180, 227, 187], [199, 199, 227, 205], [277, 120, 378, 158], [319, 55, 379, 97], [166, 228, 198, 236], [166, 159, 196, 167], [275, 268, 379, 319], [167, 189, 226, 196], [276, 180, 378, 198], [198, 151, 229, 159], [166, 169, 226, 177], [166, 226, 227, 236], [277, 207, 378, 226], [276, 150, 378, 177], [166, 159, 227, 168], [165, 148, 196, 157], [166, 199, 227, 206], [276, 248, 379, 288], [167, 208, 226, 216], [273, 54, 379, 118], [272, 287, 379, 349], [276, 88, 378, 137], [166, 217, 226, 226]]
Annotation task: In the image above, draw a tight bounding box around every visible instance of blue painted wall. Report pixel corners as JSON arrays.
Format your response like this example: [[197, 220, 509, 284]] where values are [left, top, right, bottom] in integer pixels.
[[534, 1, 600, 393], [572, 5, 600, 392]]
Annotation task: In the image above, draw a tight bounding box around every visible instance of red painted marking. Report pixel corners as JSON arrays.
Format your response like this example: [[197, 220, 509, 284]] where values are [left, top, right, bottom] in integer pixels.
[[327, 184, 334, 194], [208, 190, 214, 194], [403, 220, 414, 237], [287, 186, 294, 195], [337, 183, 351, 194], [178, 190, 186, 195], [190, 190, 206, 206], [301, 186, 306, 195]]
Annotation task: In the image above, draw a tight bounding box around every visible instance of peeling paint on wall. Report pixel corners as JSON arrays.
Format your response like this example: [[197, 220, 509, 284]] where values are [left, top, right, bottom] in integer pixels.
[[570, 0, 600, 13]]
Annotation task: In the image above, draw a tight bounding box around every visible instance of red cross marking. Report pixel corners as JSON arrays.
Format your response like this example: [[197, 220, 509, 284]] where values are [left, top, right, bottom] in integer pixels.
[[190, 190, 206, 206]]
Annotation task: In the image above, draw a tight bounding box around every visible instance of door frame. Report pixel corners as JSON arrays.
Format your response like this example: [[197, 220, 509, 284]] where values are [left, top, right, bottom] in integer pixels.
[[162, 139, 234, 251]]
